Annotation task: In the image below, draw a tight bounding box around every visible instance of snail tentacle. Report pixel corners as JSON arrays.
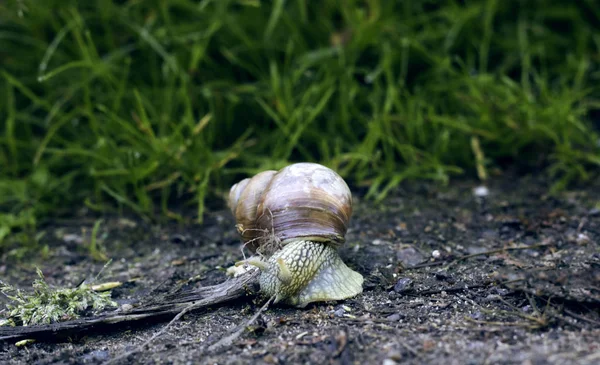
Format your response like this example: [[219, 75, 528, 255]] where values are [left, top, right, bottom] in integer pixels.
[[238, 257, 268, 272]]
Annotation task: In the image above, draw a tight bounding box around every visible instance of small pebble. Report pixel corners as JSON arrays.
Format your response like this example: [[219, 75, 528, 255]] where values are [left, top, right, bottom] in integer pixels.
[[393, 277, 413, 293], [434, 270, 450, 280], [467, 246, 488, 255], [81, 349, 110, 363], [63, 233, 84, 244], [295, 331, 309, 340], [372, 239, 391, 245], [120, 304, 134, 312], [333, 305, 349, 318], [469, 311, 483, 320], [473, 186, 489, 197], [432, 250, 441, 258], [383, 359, 397, 365], [386, 313, 401, 322], [117, 218, 137, 228], [170, 234, 187, 244], [396, 246, 425, 267], [333, 308, 345, 317], [263, 354, 278, 364], [576, 233, 590, 244], [387, 350, 403, 361]]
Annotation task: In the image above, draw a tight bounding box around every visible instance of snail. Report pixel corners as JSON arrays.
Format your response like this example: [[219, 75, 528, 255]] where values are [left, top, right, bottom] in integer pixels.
[[227, 162, 364, 307]]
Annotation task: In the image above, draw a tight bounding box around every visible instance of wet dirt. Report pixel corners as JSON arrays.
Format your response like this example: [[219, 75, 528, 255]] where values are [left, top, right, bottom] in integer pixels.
[[1, 172, 599, 365]]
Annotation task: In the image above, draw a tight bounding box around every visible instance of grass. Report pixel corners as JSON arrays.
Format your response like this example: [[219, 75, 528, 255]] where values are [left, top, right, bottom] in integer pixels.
[[0, 0, 599, 254]]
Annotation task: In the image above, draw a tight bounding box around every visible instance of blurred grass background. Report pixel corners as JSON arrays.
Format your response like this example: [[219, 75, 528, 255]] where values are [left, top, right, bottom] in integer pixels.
[[1, 0, 599, 254]]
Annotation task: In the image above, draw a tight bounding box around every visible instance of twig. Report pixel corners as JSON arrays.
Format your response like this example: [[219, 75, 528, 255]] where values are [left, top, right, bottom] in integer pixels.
[[105, 300, 206, 365], [406, 240, 553, 271], [413, 278, 527, 297], [582, 351, 600, 362], [399, 341, 419, 357], [548, 311, 585, 330], [563, 309, 600, 326], [332, 330, 348, 357], [464, 317, 539, 329], [341, 317, 398, 324], [207, 295, 274, 352], [497, 278, 526, 286], [471, 136, 488, 181], [577, 218, 587, 233], [406, 261, 445, 269], [406, 241, 552, 270], [105, 288, 271, 364], [448, 241, 553, 265], [415, 283, 488, 296], [0, 269, 260, 343]]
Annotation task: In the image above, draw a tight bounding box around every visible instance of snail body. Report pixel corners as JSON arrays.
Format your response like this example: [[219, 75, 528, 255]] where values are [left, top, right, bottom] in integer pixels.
[[228, 162, 363, 307]]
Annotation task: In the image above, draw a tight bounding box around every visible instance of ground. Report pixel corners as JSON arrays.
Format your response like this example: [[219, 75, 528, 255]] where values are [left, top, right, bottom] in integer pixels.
[[1, 172, 599, 365]]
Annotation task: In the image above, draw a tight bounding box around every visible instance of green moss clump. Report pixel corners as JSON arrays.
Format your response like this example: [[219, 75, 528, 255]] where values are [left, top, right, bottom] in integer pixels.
[[0, 268, 117, 326]]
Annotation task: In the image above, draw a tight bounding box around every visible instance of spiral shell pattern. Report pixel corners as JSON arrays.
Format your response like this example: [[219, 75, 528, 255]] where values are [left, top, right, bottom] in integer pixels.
[[228, 163, 353, 254]]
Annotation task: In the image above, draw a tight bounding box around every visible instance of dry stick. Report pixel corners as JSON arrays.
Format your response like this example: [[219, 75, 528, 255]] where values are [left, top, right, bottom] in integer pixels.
[[550, 312, 586, 330], [563, 309, 600, 326], [464, 317, 540, 329], [577, 218, 587, 233], [207, 294, 274, 352], [399, 341, 419, 357], [104, 293, 274, 364], [445, 240, 553, 267], [414, 283, 488, 296], [583, 352, 600, 362], [0, 269, 260, 343], [407, 261, 445, 269], [106, 272, 271, 364], [407, 240, 554, 271], [105, 300, 207, 365], [332, 330, 348, 358]]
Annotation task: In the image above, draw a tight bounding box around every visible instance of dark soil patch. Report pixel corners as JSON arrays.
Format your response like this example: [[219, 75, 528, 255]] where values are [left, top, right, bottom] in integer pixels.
[[1, 173, 599, 364]]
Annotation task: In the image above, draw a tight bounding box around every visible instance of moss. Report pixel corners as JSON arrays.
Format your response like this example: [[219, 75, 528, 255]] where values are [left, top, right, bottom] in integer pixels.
[[0, 268, 117, 326]]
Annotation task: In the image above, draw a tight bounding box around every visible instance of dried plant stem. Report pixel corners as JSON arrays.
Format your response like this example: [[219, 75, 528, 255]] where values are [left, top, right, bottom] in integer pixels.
[[106, 293, 274, 364], [207, 294, 274, 352], [465, 317, 541, 329], [563, 309, 600, 326], [0, 269, 260, 343], [105, 301, 201, 365], [408, 240, 554, 270], [451, 240, 553, 263]]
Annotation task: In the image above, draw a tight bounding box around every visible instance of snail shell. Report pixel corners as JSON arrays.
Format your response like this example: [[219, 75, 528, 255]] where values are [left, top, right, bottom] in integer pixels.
[[228, 162, 353, 254], [228, 170, 277, 251], [228, 162, 363, 307]]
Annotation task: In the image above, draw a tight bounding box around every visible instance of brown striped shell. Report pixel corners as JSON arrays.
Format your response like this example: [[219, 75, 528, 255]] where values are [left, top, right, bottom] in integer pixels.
[[228, 163, 353, 255]]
